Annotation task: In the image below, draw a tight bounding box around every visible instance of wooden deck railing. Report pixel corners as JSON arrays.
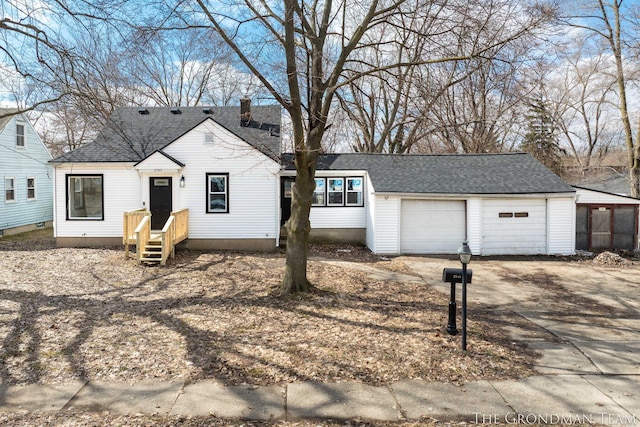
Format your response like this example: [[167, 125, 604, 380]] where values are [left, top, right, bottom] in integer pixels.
[[134, 214, 151, 260], [171, 209, 189, 244], [123, 208, 149, 257], [159, 209, 189, 265]]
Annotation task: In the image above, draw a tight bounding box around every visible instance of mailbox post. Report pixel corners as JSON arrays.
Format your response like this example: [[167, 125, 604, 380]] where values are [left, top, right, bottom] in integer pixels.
[[442, 268, 472, 336], [458, 240, 472, 351]]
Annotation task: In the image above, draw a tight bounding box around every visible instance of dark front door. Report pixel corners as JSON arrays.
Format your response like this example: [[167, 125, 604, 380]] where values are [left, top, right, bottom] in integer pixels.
[[150, 177, 172, 229], [281, 177, 294, 226]]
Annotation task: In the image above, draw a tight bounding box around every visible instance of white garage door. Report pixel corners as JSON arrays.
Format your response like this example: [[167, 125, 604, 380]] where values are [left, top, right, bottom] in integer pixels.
[[400, 200, 466, 254], [482, 199, 546, 255]]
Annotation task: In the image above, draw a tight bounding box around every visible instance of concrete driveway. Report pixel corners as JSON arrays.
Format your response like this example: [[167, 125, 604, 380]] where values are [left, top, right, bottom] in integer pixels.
[[403, 256, 640, 376]]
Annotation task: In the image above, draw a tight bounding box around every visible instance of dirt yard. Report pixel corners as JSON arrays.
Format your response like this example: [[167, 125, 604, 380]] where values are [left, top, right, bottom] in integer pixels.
[[0, 229, 543, 389], [3, 229, 638, 426]]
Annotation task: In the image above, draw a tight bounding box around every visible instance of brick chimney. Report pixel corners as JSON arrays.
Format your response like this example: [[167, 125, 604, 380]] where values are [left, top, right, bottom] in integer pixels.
[[240, 97, 252, 125]]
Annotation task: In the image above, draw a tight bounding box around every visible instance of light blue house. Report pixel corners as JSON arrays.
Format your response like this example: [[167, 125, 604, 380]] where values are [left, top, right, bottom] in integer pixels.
[[0, 108, 53, 236]]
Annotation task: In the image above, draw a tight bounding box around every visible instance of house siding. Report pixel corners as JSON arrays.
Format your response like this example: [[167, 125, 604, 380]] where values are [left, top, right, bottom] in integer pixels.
[[0, 114, 53, 234], [372, 195, 400, 254], [547, 196, 575, 255], [157, 121, 280, 242], [466, 198, 482, 255], [365, 175, 376, 252], [54, 163, 140, 239]]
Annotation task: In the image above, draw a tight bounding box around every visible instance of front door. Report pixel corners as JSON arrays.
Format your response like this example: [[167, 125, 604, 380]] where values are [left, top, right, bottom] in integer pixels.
[[281, 177, 294, 226], [150, 177, 172, 230]]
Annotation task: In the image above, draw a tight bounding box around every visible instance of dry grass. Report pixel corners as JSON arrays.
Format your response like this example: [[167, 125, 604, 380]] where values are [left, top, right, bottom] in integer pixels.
[[0, 230, 537, 388]]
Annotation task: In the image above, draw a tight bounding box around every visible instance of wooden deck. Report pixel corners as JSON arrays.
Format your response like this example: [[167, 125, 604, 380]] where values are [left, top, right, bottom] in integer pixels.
[[123, 208, 189, 265]]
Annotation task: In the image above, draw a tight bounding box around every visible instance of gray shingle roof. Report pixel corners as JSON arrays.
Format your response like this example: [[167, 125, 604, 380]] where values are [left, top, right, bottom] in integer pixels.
[[51, 105, 281, 163], [283, 152, 574, 194], [573, 173, 632, 197], [0, 108, 19, 132]]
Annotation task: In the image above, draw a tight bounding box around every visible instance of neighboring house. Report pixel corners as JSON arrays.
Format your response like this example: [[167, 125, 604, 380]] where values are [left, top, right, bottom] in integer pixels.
[[283, 153, 576, 256], [0, 108, 53, 237], [51, 102, 577, 257], [574, 186, 640, 252], [574, 171, 632, 197]]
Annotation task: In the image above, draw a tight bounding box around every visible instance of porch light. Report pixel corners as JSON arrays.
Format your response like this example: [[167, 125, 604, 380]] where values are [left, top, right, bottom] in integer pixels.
[[180, 176, 185, 187]]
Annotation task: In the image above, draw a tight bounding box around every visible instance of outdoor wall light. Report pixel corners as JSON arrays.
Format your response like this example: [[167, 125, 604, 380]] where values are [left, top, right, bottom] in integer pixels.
[[180, 176, 185, 188]]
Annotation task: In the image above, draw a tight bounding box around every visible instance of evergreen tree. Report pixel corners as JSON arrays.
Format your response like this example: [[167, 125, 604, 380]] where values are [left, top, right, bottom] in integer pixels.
[[521, 98, 565, 175]]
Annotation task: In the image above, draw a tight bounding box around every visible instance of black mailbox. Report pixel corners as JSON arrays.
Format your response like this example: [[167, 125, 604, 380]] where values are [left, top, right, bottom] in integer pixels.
[[442, 268, 472, 284]]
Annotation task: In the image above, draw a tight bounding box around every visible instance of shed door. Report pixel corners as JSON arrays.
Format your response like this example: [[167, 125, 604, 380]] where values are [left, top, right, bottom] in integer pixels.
[[482, 199, 546, 255], [591, 207, 611, 249], [400, 200, 465, 254]]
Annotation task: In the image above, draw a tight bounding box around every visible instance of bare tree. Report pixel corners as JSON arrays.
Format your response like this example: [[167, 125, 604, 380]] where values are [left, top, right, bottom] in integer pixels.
[[547, 44, 621, 170], [565, 0, 640, 196], [0, 1, 75, 117], [334, 0, 556, 155], [122, 28, 257, 107]]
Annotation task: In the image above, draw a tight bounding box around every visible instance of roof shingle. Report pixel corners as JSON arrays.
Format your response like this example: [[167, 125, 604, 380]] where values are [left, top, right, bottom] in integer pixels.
[[284, 152, 574, 195], [51, 105, 281, 163]]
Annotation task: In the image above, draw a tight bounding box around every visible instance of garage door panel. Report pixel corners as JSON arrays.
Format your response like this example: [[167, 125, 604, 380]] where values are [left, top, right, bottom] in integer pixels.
[[482, 199, 546, 255], [401, 200, 465, 254]]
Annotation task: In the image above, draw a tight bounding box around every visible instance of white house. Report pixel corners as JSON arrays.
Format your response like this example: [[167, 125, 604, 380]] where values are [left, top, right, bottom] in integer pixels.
[[0, 108, 53, 236], [51, 102, 577, 258], [50, 102, 282, 251]]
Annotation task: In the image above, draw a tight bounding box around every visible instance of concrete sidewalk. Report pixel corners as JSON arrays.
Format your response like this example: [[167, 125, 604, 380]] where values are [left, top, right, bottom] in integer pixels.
[[1, 374, 638, 425], [1, 259, 639, 425]]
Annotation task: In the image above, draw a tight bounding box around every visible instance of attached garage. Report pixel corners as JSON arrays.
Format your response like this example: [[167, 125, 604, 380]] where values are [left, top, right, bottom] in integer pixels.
[[481, 199, 547, 255], [400, 199, 465, 254], [299, 152, 577, 256]]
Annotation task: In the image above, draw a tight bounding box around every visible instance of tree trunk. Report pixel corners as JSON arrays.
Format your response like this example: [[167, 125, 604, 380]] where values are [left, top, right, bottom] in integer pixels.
[[281, 159, 316, 294], [629, 167, 640, 198]]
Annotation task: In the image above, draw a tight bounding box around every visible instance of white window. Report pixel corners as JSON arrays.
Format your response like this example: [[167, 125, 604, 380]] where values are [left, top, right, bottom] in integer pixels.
[[67, 175, 104, 220], [346, 177, 364, 206], [16, 123, 25, 147], [207, 173, 228, 213], [5, 177, 16, 202], [27, 177, 36, 200], [327, 178, 344, 206], [312, 178, 326, 206]]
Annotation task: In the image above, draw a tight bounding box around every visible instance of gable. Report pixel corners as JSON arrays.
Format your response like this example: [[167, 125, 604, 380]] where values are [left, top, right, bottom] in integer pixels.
[[0, 109, 53, 163], [134, 150, 185, 172]]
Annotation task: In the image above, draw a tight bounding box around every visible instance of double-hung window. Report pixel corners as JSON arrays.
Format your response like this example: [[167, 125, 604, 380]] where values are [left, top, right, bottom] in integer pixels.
[[346, 177, 364, 206], [312, 178, 326, 206], [27, 177, 36, 200], [16, 123, 25, 147], [5, 177, 15, 202], [207, 173, 228, 213], [327, 178, 344, 206], [67, 175, 104, 220]]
